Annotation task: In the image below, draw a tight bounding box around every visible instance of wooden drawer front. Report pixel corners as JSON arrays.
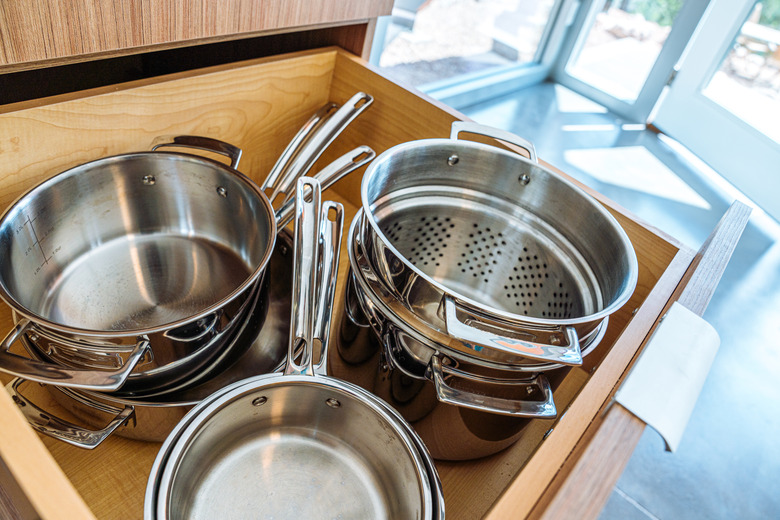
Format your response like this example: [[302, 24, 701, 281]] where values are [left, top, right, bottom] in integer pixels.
[[0, 48, 692, 520]]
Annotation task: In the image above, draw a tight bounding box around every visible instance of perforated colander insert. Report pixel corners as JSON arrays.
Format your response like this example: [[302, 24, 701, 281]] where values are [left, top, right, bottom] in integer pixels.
[[378, 197, 601, 320]]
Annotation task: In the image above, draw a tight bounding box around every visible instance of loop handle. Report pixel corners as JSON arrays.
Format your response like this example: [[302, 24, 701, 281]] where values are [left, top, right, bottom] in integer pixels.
[[8, 378, 135, 449], [444, 297, 583, 366], [151, 135, 242, 169], [0, 319, 150, 391], [450, 121, 538, 163], [430, 356, 556, 418]]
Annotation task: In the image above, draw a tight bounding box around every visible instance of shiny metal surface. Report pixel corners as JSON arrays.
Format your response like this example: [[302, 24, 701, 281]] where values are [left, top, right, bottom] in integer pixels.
[[349, 215, 608, 372], [0, 95, 374, 393], [359, 122, 638, 364], [152, 180, 434, 520], [10, 232, 294, 447]]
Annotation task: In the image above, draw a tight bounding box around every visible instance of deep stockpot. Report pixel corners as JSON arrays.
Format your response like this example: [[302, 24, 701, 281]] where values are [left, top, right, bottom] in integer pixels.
[[0, 92, 374, 395], [0, 137, 272, 395], [331, 223, 579, 460], [359, 122, 638, 368]]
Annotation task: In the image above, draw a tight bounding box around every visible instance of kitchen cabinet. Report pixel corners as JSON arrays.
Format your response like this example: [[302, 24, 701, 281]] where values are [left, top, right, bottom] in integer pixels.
[[0, 3, 747, 519]]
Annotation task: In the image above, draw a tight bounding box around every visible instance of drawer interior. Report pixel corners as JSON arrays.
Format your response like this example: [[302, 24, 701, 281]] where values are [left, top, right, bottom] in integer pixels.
[[0, 48, 688, 520]]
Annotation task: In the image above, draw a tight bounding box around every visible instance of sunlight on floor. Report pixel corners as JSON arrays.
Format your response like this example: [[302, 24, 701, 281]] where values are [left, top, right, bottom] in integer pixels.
[[563, 146, 711, 209]]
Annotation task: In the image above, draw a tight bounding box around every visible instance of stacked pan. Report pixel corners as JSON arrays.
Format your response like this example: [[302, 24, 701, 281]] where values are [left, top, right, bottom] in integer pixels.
[[145, 178, 444, 520], [0, 93, 377, 448], [331, 122, 638, 460]]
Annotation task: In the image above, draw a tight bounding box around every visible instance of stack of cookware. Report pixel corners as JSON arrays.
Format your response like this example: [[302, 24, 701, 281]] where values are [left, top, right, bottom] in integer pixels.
[[0, 93, 376, 448], [331, 122, 639, 460], [145, 177, 444, 520]]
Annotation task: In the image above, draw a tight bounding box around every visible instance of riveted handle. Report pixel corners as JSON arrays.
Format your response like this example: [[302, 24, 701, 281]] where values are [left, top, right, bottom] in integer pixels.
[[8, 378, 135, 449], [0, 319, 150, 391], [450, 121, 538, 163], [151, 135, 243, 169], [444, 297, 583, 366], [429, 355, 556, 418]]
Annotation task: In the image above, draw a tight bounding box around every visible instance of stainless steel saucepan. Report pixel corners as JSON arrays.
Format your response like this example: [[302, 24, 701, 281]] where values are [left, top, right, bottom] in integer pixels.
[[0, 93, 374, 395], [149, 178, 438, 520]]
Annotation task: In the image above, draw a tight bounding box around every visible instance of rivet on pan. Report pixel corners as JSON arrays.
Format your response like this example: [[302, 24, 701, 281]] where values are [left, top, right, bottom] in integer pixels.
[[142, 175, 156, 185], [252, 396, 267, 407], [326, 398, 341, 408], [526, 386, 535, 395], [519, 173, 531, 185], [549, 335, 562, 346], [216, 186, 228, 197], [447, 155, 459, 166]]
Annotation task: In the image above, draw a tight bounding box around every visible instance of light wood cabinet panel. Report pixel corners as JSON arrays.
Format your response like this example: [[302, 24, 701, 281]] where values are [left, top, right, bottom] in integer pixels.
[[0, 0, 393, 71]]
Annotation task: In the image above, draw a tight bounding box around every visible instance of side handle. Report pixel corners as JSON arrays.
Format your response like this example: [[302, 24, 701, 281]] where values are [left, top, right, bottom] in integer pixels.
[[0, 319, 150, 391], [444, 297, 583, 366], [430, 356, 556, 418], [8, 378, 135, 450], [450, 121, 538, 163], [151, 135, 243, 169]]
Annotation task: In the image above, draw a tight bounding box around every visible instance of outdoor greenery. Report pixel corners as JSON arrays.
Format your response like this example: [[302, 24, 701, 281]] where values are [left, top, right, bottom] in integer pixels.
[[759, 0, 780, 29], [628, 0, 780, 30], [631, 0, 683, 27]]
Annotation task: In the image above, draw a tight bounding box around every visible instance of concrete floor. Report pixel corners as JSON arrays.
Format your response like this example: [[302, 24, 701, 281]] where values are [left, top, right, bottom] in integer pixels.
[[458, 82, 780, 520]]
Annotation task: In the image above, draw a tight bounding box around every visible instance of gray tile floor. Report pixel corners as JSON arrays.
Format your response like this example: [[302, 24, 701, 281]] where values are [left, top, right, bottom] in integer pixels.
[[458, 82, 780, 520]]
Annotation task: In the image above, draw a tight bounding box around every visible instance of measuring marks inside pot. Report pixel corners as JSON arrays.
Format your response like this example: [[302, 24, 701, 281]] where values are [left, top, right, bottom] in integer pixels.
[[375, 192, 603, 320]]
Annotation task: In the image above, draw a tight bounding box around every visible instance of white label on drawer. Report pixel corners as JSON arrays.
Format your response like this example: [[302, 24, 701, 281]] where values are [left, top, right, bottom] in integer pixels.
[[614, 301, 720, 452]]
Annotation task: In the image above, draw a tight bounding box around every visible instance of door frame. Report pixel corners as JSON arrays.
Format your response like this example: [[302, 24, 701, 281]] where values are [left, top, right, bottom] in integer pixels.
[[653, 0, 780, 221], [551, 0, 711, 123]]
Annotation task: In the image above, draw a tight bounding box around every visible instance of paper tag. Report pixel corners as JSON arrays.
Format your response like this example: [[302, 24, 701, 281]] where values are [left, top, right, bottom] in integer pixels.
[[614, 301, 720, 452]]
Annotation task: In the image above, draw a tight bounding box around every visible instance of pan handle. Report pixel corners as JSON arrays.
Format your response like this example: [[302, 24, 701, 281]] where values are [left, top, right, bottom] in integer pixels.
[[264, 92, 374, 203], [0, 319, 150, 391], [443, 297, 583, 366], [285, 178, 322, 376], [313, 201, 344, 376], [275, 146, 374, 229], [450, 121, 538, 163], [150, 135, 243, 169], [429, 356, 556, 418], [7, 378, 135, 450]]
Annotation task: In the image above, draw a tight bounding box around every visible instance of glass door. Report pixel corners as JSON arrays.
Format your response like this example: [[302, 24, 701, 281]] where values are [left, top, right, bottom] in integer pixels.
[[653, 0, 780, 221], [370, 0, 568, 108], [552, 0, 710, 121]]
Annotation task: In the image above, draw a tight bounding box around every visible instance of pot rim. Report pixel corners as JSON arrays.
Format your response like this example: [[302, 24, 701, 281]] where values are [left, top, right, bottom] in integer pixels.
[[153, 372, 434, 520], [0, 150, 276, 338], [359, 137, 639, 327]]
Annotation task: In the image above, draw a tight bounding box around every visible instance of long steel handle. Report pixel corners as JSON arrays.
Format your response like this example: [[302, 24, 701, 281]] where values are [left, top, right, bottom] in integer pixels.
[[429, 356, 556, 418], [285, 178, 322, 376], [150, 135, 243, 169], [450, 121, 538, 163], [313, 201, 344, 375], [275, 145, 374, 229], [444, 297, 583, 366], [265, 92, 374, 204], [7, 378, 135, 449], [261, 103, 338, 191], [0, 319, 150, 391]]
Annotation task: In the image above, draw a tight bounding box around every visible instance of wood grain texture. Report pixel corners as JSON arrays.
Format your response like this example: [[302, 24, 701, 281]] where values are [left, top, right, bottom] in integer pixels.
[[0, 0, 393, 71], [0, 383, 95, 519], [530, 201, 752, 520], [0, 49, 702, 519]]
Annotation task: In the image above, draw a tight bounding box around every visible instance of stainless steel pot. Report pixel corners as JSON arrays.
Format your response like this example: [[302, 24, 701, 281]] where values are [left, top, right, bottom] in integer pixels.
[[329, 216, 609, 460], [150, 178, 438, 520], [0, 93, 374, 394], [359, 121, 637, 367], [7, 228, 293, 448]]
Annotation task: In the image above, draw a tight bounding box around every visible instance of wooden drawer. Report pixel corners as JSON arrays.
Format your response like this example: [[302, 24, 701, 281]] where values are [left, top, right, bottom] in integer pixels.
[[0, 47, 700, 519]]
